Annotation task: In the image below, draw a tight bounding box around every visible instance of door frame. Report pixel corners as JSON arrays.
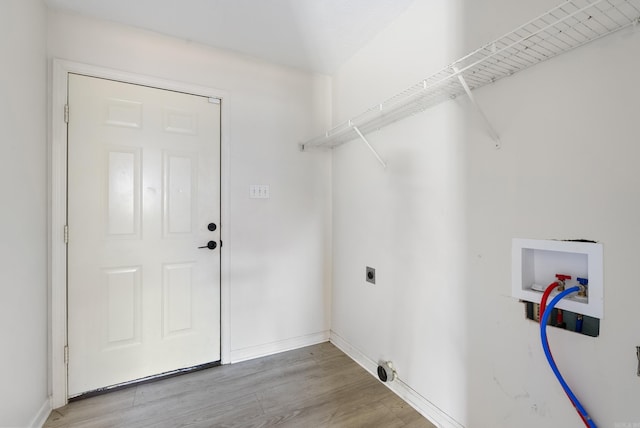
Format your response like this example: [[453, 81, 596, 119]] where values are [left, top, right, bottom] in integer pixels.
[[49, 59, 231, 408]]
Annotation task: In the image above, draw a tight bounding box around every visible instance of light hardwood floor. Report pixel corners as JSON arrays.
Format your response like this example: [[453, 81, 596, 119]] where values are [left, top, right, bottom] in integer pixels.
[[44, 342, 436, 428]]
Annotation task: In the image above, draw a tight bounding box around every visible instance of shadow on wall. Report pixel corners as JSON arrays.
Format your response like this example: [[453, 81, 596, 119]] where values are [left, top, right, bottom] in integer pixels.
[[384, 101, 472, 425]]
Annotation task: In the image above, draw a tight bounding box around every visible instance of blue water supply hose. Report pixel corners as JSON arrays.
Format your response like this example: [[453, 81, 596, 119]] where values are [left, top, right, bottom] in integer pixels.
[[540, 286, 597, 428]]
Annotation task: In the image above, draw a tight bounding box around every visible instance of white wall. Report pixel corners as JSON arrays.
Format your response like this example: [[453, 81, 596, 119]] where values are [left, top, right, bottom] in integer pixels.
[[47, 10, 332, 364], [0, 0, 49, 427], [331, 0, 640, 427]]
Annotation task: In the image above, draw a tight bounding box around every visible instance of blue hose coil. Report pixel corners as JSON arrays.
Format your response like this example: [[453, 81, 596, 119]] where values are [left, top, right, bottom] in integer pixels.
[[540, 286, 597, 428]]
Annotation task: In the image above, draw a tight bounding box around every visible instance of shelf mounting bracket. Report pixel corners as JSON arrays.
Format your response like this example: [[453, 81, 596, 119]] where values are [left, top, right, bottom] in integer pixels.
[[353, 126, 387, 168], [453, 67, 501, 149]]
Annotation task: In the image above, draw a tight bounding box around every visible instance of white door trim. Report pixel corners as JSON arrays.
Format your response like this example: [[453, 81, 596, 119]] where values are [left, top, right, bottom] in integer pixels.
[[49, 59, 231, 409]]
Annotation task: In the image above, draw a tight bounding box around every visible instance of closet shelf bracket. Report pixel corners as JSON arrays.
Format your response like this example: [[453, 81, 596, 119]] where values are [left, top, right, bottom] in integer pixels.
[[453, 67, 501, 149], [353, 125, 387, 168]]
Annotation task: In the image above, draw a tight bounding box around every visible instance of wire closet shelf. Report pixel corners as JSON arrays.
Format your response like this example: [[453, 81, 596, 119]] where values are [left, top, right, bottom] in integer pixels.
[[300, 0, 640, 150]]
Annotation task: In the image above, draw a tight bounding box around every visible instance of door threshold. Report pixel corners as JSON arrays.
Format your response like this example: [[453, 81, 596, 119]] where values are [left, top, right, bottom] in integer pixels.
[[69, 361, 221, 402]]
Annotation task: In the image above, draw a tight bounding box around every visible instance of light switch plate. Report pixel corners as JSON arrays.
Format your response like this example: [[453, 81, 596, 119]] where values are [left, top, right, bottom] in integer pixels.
[[250, 185, 270, 199]]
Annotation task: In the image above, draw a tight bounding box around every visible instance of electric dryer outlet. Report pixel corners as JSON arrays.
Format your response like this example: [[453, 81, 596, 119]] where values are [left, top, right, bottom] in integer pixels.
[[366, 267, 376, 284]]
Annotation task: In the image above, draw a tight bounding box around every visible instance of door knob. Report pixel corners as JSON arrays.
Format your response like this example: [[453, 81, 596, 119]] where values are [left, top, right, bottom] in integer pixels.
[[198, 241, 217, 250], [208, 223, 217, 231]]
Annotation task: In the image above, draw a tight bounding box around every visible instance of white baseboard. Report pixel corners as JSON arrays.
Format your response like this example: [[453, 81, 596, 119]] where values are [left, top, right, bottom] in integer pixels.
[[229, 330, 330, 363], [29, 398, 51, 428], [329, 331, 465, 428]]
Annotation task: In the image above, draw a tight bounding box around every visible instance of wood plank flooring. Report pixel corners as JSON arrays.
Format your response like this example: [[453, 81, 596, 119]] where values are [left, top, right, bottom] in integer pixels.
[[44, 342, 436, 428]]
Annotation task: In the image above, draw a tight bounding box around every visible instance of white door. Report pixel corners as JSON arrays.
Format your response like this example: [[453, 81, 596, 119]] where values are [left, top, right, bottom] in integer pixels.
[[67, 74, 221, 397]]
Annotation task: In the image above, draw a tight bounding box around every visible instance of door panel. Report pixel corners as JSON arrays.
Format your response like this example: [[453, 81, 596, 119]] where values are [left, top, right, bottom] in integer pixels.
[[67, 74, 221, 396]]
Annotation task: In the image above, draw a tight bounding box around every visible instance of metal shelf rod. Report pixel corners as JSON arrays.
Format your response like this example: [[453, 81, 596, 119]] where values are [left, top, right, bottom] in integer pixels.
[[353, 126, 387, 168], [453, 67, 501, 149]]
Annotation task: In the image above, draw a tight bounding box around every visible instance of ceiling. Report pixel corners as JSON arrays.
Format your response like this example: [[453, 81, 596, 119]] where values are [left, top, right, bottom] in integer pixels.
[[44, 0, 416, 74]]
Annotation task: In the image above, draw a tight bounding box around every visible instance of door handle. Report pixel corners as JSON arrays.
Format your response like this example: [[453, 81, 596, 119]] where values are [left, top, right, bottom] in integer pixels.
[[198, 241, 217, 250]]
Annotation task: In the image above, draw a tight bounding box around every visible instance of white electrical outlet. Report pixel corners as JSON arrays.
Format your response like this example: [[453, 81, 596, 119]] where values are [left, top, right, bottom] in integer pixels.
[[249, 184, 270, 199]]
